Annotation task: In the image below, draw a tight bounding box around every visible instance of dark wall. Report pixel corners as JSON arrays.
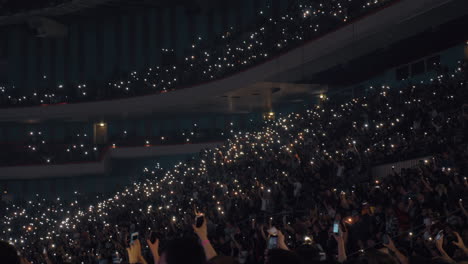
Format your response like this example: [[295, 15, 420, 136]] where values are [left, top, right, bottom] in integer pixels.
[[0, 0, 291, 94], [0, 112, 265, 143]]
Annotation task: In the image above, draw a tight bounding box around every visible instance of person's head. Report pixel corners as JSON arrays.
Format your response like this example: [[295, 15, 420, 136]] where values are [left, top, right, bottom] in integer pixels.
[[159, 237, 206, 264], [0, 241, 21, 264], [354, 249, 398, 264], [408, 255, 431, 264], [208, 256, 237, 264], [265, 249, 301, 264], [295, 244, 322, 264]]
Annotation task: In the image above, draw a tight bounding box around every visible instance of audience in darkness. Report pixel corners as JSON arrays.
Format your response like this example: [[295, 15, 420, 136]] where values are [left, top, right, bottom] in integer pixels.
[[0, 0, 394, 106], [1, 58, 467, 264]]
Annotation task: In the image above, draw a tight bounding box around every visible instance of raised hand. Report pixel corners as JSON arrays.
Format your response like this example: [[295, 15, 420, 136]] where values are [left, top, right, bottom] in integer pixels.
[[435, 234, 444, 250], [192, 214, 208, 240], [452, 231, 467, 251], [382, 235, 408, 264], [277, 230, 290, 251], [126, 239, 146, 264], [147, 236, 160, 264], [20, 257, 32, 264], [192, 211, 217, 260]]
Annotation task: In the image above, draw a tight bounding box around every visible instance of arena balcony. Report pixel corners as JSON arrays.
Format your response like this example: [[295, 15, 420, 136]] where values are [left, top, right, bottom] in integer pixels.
[[0, 141, 221, 180], [0, 0, 465, 122]]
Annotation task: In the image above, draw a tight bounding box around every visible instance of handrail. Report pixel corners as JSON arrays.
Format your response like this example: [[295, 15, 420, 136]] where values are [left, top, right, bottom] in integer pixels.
[[0, 141, 223, 179], [0, 134, 226, 167]]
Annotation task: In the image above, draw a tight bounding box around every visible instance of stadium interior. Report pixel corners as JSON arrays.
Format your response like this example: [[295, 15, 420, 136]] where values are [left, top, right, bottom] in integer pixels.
[[0, 0, 467, 263]]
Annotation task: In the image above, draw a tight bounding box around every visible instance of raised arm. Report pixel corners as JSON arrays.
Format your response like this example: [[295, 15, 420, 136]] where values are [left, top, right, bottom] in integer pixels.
[[333, 230, 347, 263], [421, 177, 433, 192], [459, 199, 468, 220], [259, 224, 267, 241], [277, 230, 290, 251], [383, 236, 408, 264], [193, 214, 218, 261], [126, 240, 147, 264], [435, 235, 455, 264], [452, 231, 468, 256], [147, 237, 160, 264]]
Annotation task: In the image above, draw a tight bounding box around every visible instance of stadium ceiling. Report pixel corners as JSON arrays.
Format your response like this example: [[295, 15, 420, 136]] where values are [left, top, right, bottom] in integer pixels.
[[0, 0, 218, 26], [105, 0, 214, 8], [76, 0, 228, 17]]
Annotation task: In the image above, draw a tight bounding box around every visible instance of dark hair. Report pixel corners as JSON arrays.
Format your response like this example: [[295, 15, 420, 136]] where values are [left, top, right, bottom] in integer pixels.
[[0, 241, 21, 264], [295, 244, 321, 263], [163, 237, 206, 264], [353, 249, 398, 264], [208, 255, 237, 264], [265, 249, 301, 264]]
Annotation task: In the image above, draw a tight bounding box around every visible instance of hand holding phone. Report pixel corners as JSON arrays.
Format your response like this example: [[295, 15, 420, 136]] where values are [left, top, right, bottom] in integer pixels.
[[195, 215, 205, 228], [130, 232, 139, 244], [193, 213, 208, 239], [267, 236, 278, 249], [333, 220, 340, 235]]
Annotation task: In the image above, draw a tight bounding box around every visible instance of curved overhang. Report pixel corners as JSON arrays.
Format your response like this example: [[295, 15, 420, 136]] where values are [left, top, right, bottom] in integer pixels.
[[0, 0, 115, 26], [0, 141, 221, 180], [0, 0, 465, 122]]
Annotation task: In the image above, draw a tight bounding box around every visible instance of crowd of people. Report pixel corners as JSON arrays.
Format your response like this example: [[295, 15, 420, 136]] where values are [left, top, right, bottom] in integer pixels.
[[0, 0, 394, 107], [1, 57, 467, 264], [0, 126, 226, 166]]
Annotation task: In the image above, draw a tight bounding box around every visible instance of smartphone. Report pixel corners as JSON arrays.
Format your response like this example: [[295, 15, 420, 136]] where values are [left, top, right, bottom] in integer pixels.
[[195, 215, 205, 228], [333, 220, 340, 234], [150, 231, 157, 244], [435, 230, 443, 241], [267, 236, 278, 249], [130, 232, 139, 244], [43, 248, 47, 255]]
